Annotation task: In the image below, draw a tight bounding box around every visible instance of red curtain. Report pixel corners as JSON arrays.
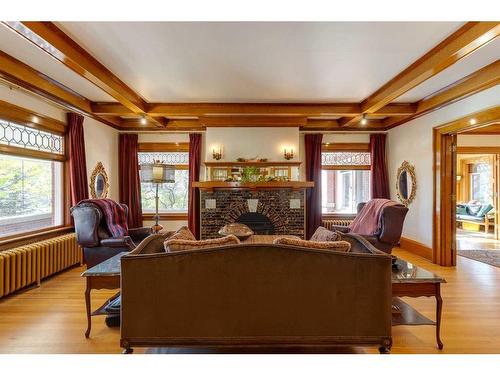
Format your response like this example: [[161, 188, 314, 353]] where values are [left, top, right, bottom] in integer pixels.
[[188, 133, 202, 239], [305, 133, 323, 239], [67, 113, 89, 206], [119, 134, 143, 228], [370, 133, 390, 199]]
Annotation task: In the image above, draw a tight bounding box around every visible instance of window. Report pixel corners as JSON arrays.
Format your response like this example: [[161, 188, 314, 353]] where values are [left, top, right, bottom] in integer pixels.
[[470, 163, 492, 204], [321, 149, 371, 214], [0, 114, 65, 238], [0, 155, 63, 237], [138, 150, 189, 213]]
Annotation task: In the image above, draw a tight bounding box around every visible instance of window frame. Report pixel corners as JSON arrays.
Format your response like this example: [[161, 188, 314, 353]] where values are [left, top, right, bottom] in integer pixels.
[[0, 100, 70, 243], [321, 143, 372, 218], [138, 142, 189, 221]]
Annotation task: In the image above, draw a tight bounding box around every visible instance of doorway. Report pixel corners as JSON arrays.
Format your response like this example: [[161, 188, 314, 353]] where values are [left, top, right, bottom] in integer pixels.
[[433, 106, 500, 266], [455, 151, 500, 253]]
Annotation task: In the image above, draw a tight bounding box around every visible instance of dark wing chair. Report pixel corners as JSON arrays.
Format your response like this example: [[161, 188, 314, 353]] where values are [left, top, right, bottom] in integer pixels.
[[333, 202, 408, 254], [71, 202, 151, 268]]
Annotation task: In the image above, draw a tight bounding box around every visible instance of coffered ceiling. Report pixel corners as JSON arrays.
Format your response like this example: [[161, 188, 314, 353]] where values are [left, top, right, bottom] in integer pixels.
[[0, 21, 498, 131]]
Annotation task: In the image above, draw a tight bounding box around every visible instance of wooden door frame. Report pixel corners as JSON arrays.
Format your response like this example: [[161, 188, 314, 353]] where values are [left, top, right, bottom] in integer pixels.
[[433, 105, 500, 266]]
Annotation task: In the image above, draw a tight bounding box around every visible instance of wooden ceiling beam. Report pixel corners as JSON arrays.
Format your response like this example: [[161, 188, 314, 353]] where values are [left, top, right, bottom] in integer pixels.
[[383, 59, 500, 129], [4, 22, 163, 128], [0, 50, 121, 129], [361, 22, 500, 115], [91, 102, 415, 117], [199, 116, 307, 127]]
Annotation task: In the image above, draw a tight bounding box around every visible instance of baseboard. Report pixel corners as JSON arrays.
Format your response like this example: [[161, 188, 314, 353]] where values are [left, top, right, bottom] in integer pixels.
[[398, 237, 433, 261]]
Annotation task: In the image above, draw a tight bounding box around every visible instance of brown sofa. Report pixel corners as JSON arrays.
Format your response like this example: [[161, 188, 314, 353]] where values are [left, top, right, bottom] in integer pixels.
[[120, 233, 392, 354]]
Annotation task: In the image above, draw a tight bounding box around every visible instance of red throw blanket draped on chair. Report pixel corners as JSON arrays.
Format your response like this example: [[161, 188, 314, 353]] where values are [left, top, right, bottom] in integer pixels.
[[349, 199, 397, 236], [80, 199, 129, 237]]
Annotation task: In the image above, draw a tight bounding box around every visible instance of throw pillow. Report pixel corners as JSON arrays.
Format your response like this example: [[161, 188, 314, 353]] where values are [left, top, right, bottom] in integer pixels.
[[273, 237, 351, 252], [310, 226, 341, 242], [164, 234, 241, 252], [456, 205, 468, 215], [169, 226, 196, 241], [477, 204, 493, 217], [467, 205, 482, 216]]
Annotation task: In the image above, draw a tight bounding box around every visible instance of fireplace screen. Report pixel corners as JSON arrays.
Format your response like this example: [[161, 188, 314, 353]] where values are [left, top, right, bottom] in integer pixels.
[[235, 212, 275, 235]]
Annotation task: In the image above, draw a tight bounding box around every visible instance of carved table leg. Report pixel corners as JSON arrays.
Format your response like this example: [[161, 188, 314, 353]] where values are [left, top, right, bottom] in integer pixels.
[[435, 284, 444, 350], [85, 279, 92, 338]]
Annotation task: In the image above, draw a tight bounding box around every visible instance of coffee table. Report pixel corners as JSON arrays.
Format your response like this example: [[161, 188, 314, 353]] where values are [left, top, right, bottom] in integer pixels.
[[81, 252, 127, 338], [391, 258, 446, 349]]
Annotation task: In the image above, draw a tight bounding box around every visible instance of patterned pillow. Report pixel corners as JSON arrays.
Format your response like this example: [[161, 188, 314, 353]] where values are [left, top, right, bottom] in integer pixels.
[[310, 226, 341, 242], [164, 235, 241, 252], [273, 237, 351, 252], [169, 226, 196, 241]]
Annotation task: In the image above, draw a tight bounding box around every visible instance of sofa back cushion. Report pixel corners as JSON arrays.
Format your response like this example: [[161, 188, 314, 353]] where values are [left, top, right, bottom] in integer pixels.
[[273, 237, 351, 252], [164, 235, 241, 252], [310, 226, 341, 242]]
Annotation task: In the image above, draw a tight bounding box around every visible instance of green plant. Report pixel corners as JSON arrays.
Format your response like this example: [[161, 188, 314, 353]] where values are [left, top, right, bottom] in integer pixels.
[[240, 166, 260, 183]]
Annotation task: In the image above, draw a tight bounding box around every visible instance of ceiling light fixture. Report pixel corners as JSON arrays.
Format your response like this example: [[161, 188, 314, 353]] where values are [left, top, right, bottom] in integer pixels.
[[360, 114, 367, 126], [140, 116, 147, 125], [469, 118, 477, 125]]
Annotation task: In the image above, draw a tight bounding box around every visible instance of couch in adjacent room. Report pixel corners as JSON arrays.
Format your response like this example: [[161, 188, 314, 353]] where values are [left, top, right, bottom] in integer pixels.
[[456, 202, 495, 233]]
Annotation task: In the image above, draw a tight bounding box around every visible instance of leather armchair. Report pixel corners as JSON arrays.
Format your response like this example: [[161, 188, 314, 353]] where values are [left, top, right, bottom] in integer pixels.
[[333, 202, 408, 254], [71, 202, 151, 268]]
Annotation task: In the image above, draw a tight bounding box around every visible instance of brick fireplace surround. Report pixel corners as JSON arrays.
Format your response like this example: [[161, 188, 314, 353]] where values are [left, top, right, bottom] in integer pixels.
[[200, 189, 306, 239]]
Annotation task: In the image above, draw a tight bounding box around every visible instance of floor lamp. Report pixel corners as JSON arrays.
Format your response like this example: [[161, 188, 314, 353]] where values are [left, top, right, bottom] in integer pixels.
[[140, 160, 175, 233]]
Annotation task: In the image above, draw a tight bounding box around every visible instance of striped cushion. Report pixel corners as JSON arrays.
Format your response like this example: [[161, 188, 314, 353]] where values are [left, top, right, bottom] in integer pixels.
[[273, 237, 351, 252], [165, 235, 241, 252]]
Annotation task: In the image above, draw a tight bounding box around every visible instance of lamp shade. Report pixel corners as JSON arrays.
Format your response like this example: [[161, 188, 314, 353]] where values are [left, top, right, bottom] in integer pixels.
[[140, 161, 175, 183]]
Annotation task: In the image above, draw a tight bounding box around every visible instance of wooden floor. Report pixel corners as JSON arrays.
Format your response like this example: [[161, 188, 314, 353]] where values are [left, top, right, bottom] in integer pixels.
[[1, 247, 500, 354], [457, 228, 500, 250]]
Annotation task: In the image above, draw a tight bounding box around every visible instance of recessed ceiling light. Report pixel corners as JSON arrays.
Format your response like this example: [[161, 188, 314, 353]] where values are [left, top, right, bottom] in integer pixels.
[[469, 118, 477, 125], [360, 114, 367, 126]]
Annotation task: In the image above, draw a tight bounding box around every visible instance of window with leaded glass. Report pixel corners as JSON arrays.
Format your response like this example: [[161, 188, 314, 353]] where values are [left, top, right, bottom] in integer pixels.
[[138, 151, 189, 213]]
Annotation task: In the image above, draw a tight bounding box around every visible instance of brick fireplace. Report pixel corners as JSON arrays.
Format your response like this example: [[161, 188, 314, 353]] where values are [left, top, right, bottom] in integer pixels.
[[200, 189, 306, 239]]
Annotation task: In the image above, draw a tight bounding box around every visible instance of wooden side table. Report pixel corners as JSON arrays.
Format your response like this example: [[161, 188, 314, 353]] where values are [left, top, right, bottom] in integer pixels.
[[392, 258, 446, 349], [81, 252, 127, 338]]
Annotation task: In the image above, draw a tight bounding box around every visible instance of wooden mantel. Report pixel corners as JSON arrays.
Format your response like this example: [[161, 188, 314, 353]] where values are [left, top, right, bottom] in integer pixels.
[[193, 181, 314, 191]]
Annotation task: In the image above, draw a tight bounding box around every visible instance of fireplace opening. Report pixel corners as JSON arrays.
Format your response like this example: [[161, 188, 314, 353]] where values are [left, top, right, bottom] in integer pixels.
[[235, 212, 275, 235]]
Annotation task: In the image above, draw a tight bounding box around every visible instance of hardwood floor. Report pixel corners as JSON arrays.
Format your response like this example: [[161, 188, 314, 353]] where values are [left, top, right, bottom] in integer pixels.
[[1, 247, 500, 354], [457, 228, 500, 250]]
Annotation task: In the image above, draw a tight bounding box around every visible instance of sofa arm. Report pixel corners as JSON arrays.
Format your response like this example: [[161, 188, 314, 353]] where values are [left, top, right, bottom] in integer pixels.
[[100, 236, 135, 250], [129, 227, 152, 242], [329, 225, 350, 233]]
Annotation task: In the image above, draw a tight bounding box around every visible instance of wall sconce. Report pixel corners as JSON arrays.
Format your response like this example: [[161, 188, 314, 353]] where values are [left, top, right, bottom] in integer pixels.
[[212, 146, 223, 160], [456, 175, 462, 181], [283, 148, 294, 160]]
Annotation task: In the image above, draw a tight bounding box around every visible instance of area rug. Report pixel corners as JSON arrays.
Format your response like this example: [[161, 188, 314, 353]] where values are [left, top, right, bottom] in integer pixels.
[[458, 250, 500, 268]]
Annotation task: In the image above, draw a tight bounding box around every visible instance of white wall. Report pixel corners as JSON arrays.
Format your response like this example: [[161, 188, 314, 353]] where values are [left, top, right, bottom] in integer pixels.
[[387, 85, 500, 248], [83, 118, 119, 200], [205, 127, 299, 162], [138, 132, 190, 143], [0, 83, 119, 201], [458, 134, 500, 147]]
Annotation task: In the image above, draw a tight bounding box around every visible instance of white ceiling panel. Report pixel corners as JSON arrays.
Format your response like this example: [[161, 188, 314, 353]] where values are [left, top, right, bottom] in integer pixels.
[[57, 22, 464, 103], [395, 37, 500, 102], [0, 24, 116, 102]]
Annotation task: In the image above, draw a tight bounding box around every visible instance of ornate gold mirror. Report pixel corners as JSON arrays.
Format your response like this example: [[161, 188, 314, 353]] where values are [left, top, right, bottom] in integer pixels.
[[89, 162, 109, 199], [396, 161, 416, 206]]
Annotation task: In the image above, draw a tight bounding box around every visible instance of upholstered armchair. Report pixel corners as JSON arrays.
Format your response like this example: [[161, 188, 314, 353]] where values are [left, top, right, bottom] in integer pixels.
[[71, 202, 151, 268], [333, 202, 408, 254]]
